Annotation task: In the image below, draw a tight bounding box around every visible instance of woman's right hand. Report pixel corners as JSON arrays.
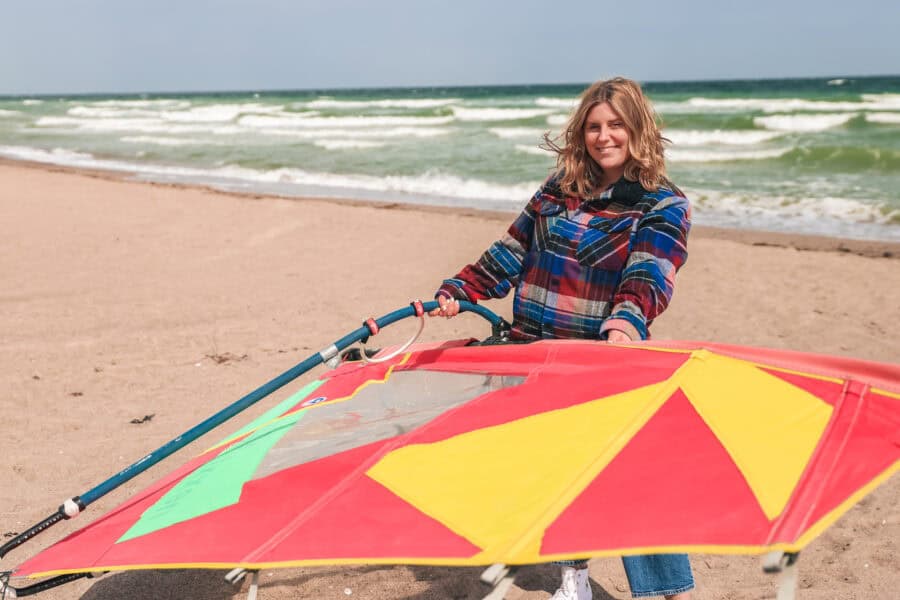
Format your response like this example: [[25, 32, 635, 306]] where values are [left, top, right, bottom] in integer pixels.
[[428, 296, 460, 318]]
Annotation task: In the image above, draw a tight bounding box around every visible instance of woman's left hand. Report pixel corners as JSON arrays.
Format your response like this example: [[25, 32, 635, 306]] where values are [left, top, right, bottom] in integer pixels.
[[428, 296, 460, 319], [606, 329, 632, 344]]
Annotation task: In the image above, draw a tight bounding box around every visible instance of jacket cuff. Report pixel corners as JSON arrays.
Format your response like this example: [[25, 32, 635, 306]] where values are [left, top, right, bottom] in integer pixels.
[[436, 284, 473, 303]]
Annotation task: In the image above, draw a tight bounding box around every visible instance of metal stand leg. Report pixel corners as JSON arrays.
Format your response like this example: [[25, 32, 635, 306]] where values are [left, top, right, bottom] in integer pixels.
[[762, 551, 799, 600], [246, 570, 260, 600], [481, 563, 519, 600]]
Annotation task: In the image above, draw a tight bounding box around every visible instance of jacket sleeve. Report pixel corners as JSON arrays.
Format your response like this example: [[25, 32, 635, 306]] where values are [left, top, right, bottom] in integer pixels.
[[600, 193, 691, 340], [436, 188, 544, 303]]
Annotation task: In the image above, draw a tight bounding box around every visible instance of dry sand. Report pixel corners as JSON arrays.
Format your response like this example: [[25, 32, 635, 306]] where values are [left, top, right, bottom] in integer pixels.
[[1, 160, 898, 599]]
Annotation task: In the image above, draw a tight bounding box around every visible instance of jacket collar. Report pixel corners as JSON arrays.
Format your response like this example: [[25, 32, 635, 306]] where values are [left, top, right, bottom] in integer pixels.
[[583, 177, 648, 206]]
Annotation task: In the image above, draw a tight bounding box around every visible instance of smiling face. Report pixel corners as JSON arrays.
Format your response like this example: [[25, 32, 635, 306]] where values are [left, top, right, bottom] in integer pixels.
[[583, 102, 631, 188]]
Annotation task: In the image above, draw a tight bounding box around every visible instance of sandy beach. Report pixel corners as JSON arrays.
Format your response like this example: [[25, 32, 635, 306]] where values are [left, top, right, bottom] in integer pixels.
[[1, 160, 898, 599]]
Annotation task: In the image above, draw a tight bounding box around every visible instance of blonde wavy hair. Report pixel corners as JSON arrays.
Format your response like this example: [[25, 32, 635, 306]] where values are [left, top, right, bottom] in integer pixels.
[[545, 77, 668, 196]]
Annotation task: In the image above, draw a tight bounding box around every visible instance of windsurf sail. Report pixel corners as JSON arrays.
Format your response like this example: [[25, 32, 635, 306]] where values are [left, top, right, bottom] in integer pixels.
[[2, 303, 898, 599]]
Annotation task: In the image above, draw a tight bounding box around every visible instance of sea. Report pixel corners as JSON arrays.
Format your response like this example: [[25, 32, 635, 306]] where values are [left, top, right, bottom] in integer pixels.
[[2, 76, 899, 241]]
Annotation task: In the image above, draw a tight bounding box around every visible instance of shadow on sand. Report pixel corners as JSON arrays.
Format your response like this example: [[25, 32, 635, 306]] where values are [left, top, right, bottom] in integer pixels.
[[76, 564, 621, 599]]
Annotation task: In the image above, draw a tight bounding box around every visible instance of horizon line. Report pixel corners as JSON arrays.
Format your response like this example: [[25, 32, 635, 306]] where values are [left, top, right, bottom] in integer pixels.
[[2, 73, 899, 100]]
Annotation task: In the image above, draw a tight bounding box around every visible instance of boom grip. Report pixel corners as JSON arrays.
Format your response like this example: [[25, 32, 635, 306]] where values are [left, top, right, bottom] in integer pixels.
[[7, 572, 93, 597], [0, 512, 65, 560]]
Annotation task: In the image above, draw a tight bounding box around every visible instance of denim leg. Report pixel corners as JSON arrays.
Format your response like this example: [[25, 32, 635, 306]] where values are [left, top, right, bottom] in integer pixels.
[[621, 554, 694, 598]]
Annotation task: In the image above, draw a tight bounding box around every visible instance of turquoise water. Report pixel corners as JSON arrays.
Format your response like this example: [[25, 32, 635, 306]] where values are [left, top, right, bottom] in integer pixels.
[[1, 76, 898, 240]]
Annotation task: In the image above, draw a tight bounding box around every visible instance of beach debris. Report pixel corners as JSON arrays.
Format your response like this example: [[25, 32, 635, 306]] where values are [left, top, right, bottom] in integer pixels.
[[2, 532, 17, 539], [344, 588, 352, 595], [94, 366, 103, 373], [130, 414, 155, 425], [68, 391, 83, 397], [206, 352, 248, 364], [31, 374, 40, 380]]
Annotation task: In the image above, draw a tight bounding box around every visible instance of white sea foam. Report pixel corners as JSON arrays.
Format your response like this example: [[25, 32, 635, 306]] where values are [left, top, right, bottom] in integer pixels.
[[121, 136, 225, 146], [535, 97, 577, 110], [0, 144, 538, 205], [310, 170, 539, 202], [301, 98, 459, 109], [546, 114, 568, 126], [865, 112, 900, 124], [685, 97, 875, 113], [22, 99, 44, 106], [200, 165, 539, 203], [667, 147, 789, 163], [664, 129, 783, 146], [450, 107, 555, 121], [313, 140, 387, 150], [91, 99, 191, 109], [158, 103, 285, 123], [208, 126, 248, 135], [67, 102, 284, 123], [860, 94, 900, 110], [488, 127, 546, 139], [675, 96, 900, 114], [261, 126, 452, 139], [753, 113, 857, 132], [0, 145, 106, 166], [651, 101, 701, 114], [37, 116, 167, 130], [238, 114, 453, 129], [690, 188, 897, 227], [36, 116, 233, 135], [0, 109, 21, 117], [69, 106, 161, 119], [514, 144, 552, 156]]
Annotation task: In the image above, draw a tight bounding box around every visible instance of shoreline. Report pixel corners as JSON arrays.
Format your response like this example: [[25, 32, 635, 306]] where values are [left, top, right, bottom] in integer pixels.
[[3, 156, 898, 260]]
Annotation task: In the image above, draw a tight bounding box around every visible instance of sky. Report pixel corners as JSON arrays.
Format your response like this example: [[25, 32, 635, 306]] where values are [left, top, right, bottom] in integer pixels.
[[2, 0, 898, 95]]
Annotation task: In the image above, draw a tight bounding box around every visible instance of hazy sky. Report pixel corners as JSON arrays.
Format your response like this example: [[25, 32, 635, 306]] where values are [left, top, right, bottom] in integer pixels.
[[2, 0, 898, 95]]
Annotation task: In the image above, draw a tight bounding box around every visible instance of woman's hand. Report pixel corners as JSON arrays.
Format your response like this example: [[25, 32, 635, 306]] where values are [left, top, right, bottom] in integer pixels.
[[606, 329, 632, 344], [428, 296, 460, 318]]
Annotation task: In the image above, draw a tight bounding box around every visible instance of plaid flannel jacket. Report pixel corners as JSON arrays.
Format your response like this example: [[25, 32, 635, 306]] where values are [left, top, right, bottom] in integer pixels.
[[437, 174, 690, 341]]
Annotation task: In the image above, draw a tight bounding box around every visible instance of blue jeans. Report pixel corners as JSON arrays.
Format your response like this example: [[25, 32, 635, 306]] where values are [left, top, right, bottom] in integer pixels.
[[556, 554, 694, 598]]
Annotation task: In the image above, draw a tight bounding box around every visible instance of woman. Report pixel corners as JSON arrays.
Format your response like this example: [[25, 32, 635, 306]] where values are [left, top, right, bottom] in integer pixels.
[[429, 78, 693, 599]]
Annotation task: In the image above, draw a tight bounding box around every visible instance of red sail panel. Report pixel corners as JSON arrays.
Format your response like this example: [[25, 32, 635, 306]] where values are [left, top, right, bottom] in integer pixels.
[[542, 390, 773, 555]]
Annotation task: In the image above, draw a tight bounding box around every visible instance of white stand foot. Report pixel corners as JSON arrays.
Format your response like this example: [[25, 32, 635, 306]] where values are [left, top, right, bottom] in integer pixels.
[[224, 568, 260, 600]]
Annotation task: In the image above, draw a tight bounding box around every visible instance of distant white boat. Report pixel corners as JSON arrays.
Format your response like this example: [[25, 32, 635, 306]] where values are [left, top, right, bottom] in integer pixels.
[[827, 78, 848, 86]]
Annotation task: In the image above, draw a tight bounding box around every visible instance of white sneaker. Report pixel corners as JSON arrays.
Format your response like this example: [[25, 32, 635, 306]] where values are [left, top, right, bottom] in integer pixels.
[[550, 566, 592, 600]]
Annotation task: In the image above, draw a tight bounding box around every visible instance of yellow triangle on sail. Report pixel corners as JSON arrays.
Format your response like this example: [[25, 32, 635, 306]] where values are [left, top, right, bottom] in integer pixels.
[[679, 350, 833, 520], [366, 381, 673, 562]]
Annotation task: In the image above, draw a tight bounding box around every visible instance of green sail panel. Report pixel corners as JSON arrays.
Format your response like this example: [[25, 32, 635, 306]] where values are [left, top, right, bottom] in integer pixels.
[[117, 381, 323, 542]]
